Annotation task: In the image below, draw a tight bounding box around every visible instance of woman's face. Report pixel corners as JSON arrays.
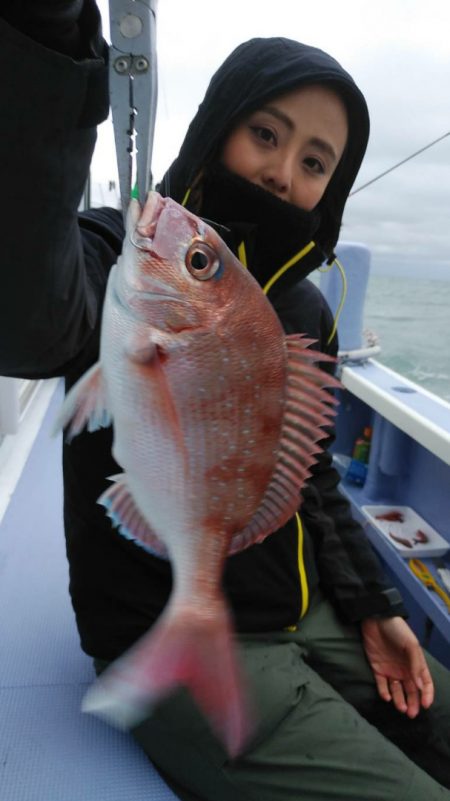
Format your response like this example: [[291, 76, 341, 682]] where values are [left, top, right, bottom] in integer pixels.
[[221, 84, 348, 211]]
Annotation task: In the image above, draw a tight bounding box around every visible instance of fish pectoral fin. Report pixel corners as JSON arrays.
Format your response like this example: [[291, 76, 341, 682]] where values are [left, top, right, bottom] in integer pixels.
[[229, 334, 340, 554], [52, 362, 111, 441], [125, 332, 158, 364], [99, 474, 168, 559], [126, 332, 188, 471]]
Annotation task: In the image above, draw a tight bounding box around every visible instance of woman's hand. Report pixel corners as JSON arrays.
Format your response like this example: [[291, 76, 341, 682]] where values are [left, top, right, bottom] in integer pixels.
[[361, 616, 434, 718]]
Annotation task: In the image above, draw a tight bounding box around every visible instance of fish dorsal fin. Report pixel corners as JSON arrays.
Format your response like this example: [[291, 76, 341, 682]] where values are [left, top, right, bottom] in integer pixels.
[[228, 334, 340, 555], [99, 474, 168, 559]]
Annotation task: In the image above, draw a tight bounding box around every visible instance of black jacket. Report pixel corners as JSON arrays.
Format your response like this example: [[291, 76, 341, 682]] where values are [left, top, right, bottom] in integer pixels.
[[0, 5, 405, 661]]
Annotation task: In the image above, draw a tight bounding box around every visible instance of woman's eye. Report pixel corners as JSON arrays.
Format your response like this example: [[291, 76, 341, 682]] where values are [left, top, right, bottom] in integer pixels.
[[250, 125, 276, 145], [304, 157, 325, 175]]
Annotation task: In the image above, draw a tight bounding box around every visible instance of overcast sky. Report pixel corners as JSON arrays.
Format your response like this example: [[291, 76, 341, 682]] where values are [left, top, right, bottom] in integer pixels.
[[95, 0, 450, 272]]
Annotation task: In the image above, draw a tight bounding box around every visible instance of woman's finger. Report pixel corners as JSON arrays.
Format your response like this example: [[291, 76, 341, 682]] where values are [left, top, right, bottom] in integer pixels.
[[374, 673, 392, 702], [389, 679, 407, 714]]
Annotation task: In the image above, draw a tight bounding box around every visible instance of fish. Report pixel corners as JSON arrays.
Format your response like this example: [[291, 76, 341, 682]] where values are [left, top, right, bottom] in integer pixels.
[[55, 191, 339, 756], [389, 532, 413, 549], [375, 510, 405, 523]]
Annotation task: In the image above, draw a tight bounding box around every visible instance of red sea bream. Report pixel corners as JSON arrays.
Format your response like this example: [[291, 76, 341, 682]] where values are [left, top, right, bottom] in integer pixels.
[[56, 192, 339, 755]]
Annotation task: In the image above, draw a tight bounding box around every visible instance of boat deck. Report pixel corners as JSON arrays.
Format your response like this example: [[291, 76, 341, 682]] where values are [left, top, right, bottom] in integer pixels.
[[0, 381, 178, 800]]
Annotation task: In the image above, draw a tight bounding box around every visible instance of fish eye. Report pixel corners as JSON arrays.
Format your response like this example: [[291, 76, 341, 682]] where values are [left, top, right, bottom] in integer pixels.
[[191, 251, 209, 270], [185, 241, 222, 281]]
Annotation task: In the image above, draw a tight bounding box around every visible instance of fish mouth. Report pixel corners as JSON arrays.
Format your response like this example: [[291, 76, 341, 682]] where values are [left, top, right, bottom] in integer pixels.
[[112, 270, 186, 311], [131, 192, 205, 256], [131, 192, 168, 249], [131, 192, 167, 241], [133, 275, 182, 301], [130, 232, 156, 252], [130, 289, 187, 304]]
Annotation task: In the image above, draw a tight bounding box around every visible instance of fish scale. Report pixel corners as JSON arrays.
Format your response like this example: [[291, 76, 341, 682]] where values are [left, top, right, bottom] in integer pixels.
[[55, 191, 339, 756]]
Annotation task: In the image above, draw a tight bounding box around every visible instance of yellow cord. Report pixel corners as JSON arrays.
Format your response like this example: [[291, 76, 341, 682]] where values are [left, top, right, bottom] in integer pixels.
[[284, 512, 309, 630], [237, 241, 248, 268], [181, 187, 191, 207], [241, 238, 318, 626], [262, 241, 316, 296], [180, 210, 315, 626], [260, 243, 323, 627], [295, 512, 309, 619], [319, 255, 347, 345]]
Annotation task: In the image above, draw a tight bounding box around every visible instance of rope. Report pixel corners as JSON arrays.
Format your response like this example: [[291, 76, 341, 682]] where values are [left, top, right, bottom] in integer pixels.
[[350, 131, 450, 196]]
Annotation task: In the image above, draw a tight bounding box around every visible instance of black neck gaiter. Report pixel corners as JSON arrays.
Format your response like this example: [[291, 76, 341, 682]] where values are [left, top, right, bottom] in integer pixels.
[[200, 163, 322, 289]]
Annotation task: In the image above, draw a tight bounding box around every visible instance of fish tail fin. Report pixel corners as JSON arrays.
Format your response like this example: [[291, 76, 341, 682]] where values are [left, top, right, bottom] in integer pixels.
[[82, 598, 252, 757]]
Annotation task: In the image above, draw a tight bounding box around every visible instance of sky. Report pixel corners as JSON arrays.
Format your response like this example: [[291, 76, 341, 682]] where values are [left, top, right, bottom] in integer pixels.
[[94, 0, 450, 275]]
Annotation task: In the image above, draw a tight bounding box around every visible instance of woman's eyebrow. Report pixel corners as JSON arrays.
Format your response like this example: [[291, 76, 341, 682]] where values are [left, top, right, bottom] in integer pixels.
[[260, 105, 295, 130], [259, 105, 338, 163], [308, 136, 338, 164]]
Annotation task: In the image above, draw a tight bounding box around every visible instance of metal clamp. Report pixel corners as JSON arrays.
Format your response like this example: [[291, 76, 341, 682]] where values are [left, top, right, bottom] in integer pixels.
[[108, 0, 158, 216]]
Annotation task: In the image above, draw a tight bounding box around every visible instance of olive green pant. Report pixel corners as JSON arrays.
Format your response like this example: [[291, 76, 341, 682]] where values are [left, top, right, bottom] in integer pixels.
[[94, 595, 450, 801]]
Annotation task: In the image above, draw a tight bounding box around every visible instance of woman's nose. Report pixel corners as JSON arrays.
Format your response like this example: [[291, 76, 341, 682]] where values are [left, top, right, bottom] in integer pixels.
[[261, 155, 293, 198]]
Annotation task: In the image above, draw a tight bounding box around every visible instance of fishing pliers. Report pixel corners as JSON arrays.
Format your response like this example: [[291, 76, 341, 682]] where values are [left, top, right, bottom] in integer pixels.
[[108, 0, 158, 217]]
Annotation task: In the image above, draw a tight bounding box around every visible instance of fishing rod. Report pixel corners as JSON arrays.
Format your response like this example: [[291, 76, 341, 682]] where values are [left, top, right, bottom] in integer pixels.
[[350, 130, 450, 196]]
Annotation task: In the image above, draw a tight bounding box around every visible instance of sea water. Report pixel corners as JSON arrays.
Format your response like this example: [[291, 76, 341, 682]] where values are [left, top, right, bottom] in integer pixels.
[[363, 275, 450, 403]]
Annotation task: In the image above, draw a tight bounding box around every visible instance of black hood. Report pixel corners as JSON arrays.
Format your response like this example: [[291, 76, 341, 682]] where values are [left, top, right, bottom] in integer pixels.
[[158, 36, 369, 259]]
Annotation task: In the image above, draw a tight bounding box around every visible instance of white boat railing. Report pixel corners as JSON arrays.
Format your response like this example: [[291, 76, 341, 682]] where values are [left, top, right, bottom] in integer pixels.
[[342, 359, 450, 467]]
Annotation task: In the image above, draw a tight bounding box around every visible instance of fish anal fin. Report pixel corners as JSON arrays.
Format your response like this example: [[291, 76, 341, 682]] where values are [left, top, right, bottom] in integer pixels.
[[229, 335, 339, 555], [82, 598, 253, 758], [52, 362, 111, 440], [99, 474, 168, 559]]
